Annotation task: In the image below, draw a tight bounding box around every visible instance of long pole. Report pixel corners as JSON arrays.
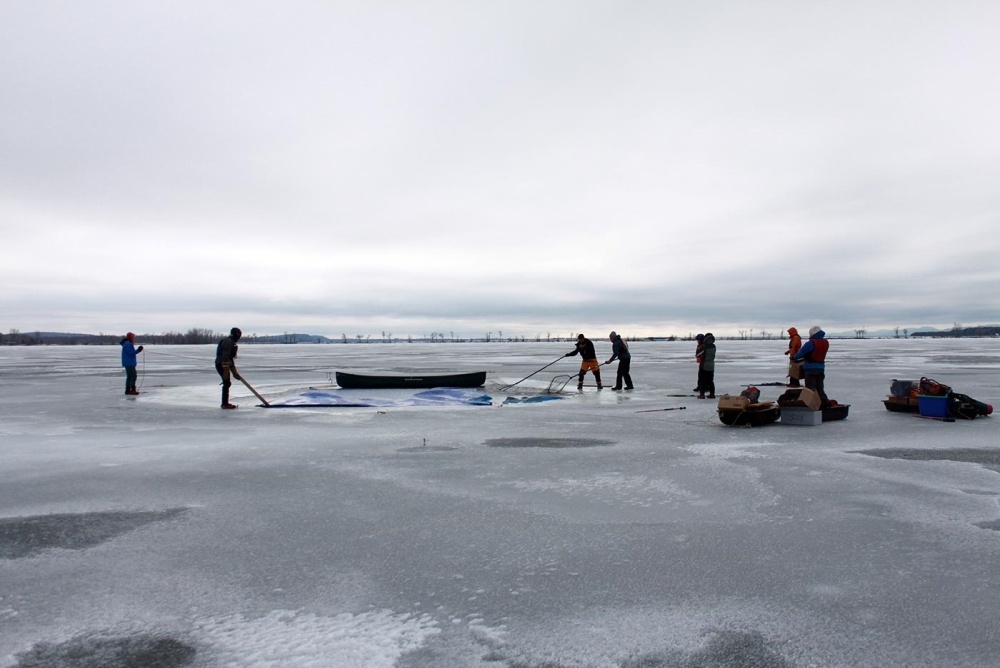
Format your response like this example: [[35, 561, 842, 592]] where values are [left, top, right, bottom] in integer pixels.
[[499, 355, 568, 391], [236, 371, 270, 406]]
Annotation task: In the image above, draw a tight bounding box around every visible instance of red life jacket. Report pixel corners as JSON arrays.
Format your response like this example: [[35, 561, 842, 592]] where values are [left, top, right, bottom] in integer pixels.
[[806, 338, 829, 363]]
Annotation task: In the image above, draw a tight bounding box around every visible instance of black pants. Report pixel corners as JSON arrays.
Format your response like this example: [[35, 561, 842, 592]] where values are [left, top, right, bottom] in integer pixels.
[[614, 357, 633, 389], [697, 368, 715, 396], [216, 362, 232, 405], [804, 368, 829, 407], [124, 365, 137, 392]]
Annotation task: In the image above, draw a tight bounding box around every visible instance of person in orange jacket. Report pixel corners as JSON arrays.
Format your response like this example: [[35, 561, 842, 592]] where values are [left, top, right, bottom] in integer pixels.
[[784, 327, 802, 387], [565, 334, 602, 390]]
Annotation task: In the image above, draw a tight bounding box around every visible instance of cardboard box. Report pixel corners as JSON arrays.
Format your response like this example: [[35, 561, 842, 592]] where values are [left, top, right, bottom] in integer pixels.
[[717, 394, 750, 410], [781, 406, 823, 426], [777, 387, 822, 411]]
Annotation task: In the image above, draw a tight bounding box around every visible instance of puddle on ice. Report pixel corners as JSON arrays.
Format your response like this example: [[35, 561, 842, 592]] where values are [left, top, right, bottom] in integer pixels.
[[854, 448, 1000, 471], [397, 445, 460, 453], [13, 633, 196, 668], [484, 437, 616, 448], [0, 508, 189, 560]]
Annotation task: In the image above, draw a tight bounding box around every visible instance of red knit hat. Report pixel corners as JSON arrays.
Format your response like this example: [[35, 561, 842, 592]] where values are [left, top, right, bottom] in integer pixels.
[[126, 332, 135, 340]]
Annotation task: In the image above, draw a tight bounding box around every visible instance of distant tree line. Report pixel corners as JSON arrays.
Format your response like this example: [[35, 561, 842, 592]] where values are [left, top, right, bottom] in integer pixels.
[[911, 324, 1000, 338], [1, 328, 224, 346], [6, 324, 997, 346]]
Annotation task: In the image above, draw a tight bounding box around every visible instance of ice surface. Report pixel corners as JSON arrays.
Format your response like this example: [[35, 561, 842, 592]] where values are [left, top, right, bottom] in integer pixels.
[[1, 338, 999, 667]]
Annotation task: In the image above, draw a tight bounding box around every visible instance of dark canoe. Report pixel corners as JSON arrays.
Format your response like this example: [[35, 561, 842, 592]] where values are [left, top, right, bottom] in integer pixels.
[[718, 405, 781, 427], [335, 371, 487, 389], [822, 404, 850, 421]]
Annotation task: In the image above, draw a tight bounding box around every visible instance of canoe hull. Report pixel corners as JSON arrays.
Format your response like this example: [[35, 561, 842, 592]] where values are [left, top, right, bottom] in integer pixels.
[[335, 371, 487, 389]]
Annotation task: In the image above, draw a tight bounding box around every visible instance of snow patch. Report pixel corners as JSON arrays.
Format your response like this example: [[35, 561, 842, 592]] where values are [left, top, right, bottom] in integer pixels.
[[194, 609, 440, 668]]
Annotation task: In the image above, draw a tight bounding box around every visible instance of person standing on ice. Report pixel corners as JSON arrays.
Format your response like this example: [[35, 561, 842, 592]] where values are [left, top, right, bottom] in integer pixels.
[[696, 333, 716, 399], [793, 325, 830, 408], [215, 327, 242, 409], [119, 332, 144, 395], [606, 331, 633, 390], [565, 333, 602, 390], [692, 333, 705, 392], [784, 326, 803, 387]]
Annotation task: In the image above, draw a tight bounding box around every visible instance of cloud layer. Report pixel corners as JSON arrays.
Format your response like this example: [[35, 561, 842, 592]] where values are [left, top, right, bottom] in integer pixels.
[[3, 2, 998, 337]]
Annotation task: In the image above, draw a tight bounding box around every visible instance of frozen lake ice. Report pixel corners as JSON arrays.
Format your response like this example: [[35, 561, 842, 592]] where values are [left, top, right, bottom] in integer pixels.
[[1, 338, 999, 667]]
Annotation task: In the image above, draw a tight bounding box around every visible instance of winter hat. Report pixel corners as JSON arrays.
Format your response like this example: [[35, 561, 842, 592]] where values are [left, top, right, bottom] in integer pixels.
[[577, 333, 585, 340], [808, 325, 821, 336], [126, 332, 135, 340], [231, 327, 243, 339], [695, 334, 705, 341]]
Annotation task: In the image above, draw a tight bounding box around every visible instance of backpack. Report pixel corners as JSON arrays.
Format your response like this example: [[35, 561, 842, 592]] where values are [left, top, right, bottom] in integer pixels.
[[919, 377, 951, 397]]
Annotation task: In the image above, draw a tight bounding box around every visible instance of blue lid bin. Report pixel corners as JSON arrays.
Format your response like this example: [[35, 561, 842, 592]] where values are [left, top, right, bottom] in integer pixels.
[[917, 395, 949, 418]]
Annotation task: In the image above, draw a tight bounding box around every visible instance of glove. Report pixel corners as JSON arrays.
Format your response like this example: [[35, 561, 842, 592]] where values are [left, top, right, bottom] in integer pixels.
[[137, 345, 144, 353], [605, 360, 612, 365], [564, 352, 573, 357], [233, 373, 242, 381], [783, 350, 789, 355]]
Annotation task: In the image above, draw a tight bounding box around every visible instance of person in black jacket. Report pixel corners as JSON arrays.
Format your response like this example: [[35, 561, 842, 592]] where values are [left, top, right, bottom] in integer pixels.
[[696, 332, 716, 399], [606, 331, 633, 390], [565, 334, 602, 390], [215, 327, 242, 409]]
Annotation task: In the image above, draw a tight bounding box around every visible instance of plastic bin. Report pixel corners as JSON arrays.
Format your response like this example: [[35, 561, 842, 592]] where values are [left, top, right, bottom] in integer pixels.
[[917, 395, 949, 418], [781, 407, 823, 426]]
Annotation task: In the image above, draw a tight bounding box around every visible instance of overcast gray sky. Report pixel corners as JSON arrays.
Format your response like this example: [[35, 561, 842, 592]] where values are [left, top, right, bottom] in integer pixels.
[[3, 1, 998, 339]]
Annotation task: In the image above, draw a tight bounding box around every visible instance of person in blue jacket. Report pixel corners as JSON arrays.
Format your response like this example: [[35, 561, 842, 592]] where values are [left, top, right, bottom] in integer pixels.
[[793, 325, 830, 408], [120, 332, 144, 395]]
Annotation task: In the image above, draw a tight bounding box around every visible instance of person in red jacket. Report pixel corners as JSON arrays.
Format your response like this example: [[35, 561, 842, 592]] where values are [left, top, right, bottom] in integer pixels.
[[793, 326, 830, 408], [784, 327, 802, 387]]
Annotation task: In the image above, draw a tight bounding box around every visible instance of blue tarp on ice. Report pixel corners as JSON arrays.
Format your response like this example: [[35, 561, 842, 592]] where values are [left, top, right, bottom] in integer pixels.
[[266, 387, 493, 408], [501, 395, 565, 404]]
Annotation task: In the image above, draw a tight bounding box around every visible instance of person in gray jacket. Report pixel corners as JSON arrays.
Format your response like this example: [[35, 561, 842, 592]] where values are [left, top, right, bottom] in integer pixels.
[[606, 331, 633, 390]]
